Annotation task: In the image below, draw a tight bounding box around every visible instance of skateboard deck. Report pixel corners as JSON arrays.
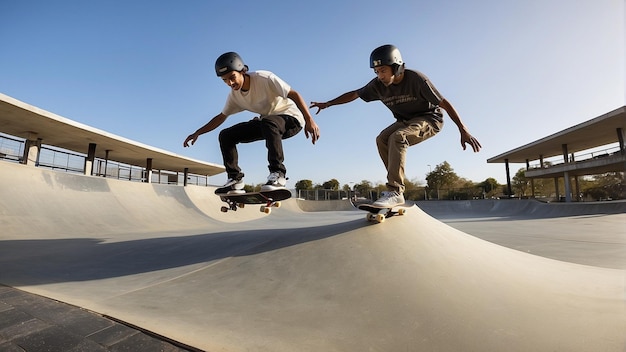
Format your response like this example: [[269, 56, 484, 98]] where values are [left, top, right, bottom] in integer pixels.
[[218, 189, 292, 214], [357, 202, 412, 223]]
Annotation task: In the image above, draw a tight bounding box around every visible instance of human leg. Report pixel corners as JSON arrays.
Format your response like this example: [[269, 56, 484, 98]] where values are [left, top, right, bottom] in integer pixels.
[[218, 120, 264, 179], [260, 115, 301, 190], [261, 115, 301, 174], [375, 120, 404, 172], [386, 118, 441, 191], [373, 118, 441, 205]]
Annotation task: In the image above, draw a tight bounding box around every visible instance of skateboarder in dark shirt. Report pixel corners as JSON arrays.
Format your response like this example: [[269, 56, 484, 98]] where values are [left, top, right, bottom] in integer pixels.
[[311, 44, 481, 207]]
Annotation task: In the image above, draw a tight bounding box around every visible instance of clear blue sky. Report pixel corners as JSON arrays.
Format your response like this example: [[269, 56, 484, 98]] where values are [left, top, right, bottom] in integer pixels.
[[1, 0, 623, 187]]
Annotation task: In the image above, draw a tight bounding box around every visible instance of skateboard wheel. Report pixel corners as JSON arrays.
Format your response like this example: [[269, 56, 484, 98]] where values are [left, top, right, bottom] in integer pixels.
[[274, 201, 281, 208], [375, 214, 385, 223], [220, 206, 228, 213], [261, 206, 271, 214], [238, 203, 245, 208], [398, 208, 405, 215]]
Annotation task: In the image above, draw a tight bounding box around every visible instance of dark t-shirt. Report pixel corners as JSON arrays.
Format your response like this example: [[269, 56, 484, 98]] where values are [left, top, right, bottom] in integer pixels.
[[357, 69, 444, 123]]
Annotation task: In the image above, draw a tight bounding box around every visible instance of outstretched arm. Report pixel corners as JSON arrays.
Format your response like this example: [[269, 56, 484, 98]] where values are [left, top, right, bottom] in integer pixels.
[[439, 98, 482, 152], [288, 89, 320, 144], [309, 90, 360, 114], [183, 113, 228, 147]]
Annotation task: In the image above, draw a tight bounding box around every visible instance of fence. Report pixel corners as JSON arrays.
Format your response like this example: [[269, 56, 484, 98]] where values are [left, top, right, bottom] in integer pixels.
[[0, 133, 210, 186]]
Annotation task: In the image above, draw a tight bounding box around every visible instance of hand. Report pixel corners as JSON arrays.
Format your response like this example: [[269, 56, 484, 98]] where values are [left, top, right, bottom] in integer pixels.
[[183, 133, 198, 147], [304, 120, 320, 145], [309, 101, 330, 115], [460, 130, 482, 152]]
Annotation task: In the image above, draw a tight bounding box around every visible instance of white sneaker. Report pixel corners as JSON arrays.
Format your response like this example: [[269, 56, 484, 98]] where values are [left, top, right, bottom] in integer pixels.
[[372, 191, 405, 207], [261, 172, 287, 191], [215, 178, 245, 194]]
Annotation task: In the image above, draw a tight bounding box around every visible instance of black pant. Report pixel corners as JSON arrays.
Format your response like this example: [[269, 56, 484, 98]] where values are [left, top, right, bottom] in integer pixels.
[[218, 115, 301, 179]]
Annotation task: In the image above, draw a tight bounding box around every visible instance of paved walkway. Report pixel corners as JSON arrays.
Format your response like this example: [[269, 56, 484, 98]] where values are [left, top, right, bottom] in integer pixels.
[[0, 285, 197, 352]]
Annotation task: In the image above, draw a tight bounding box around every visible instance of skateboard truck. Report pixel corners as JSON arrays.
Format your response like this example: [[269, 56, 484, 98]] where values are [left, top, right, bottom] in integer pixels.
[[218, 189, 291, 214], [357, 203, 409, 223]]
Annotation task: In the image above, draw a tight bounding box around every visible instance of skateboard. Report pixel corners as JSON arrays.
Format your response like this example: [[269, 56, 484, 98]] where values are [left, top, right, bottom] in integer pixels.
[[218, 189, 292, 214], [357, 202, 411, 223]]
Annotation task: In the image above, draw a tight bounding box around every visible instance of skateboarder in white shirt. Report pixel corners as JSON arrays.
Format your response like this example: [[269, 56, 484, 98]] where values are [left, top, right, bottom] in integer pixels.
[[184, 52, 320, 194]]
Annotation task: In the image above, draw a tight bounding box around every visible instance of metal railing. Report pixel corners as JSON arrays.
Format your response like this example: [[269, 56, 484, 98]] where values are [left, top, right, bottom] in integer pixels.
[[0, 133, 211, 186]]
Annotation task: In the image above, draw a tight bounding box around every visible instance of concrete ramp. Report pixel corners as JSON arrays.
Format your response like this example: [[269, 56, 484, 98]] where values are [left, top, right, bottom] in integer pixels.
[[296, 198, 356, 212], [0, 163, 624, 351]]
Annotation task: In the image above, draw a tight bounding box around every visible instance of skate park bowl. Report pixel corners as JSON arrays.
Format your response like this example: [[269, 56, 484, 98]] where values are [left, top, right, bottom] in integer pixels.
[[1, 161, 625, 351]]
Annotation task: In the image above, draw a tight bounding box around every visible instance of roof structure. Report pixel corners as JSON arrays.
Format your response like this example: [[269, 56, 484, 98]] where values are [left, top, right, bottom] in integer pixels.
[[488, 106, 625, 164], [486, 106, 625, 200], [0, 93, 224, 176]]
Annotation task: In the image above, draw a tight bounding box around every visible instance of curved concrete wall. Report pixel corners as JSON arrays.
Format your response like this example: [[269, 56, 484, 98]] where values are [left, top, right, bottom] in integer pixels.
[[295, 198, 356, 212], [0, 162, 265, 238]]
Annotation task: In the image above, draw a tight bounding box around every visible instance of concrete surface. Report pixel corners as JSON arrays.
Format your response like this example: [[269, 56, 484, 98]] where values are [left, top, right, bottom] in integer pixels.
[[416, 199, 626, 269], [295, 198, 355, 212], [0, 161, 625, 351]]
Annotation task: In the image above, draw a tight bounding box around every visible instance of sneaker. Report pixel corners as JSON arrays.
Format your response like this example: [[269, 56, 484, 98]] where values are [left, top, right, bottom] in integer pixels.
[[372, 191, 405, 207], [261, 171, 287, 191], [215, 178, 245, 194]]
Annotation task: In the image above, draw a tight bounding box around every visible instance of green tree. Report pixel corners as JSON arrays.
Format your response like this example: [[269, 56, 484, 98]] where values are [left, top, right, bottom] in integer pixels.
[[295, 179, 313, 191], [476, 177, 500, 198], [354, 180, 373, 199], [448, 178, 481, 200], [322, 179, 340, 190], [584, 172, 624, 200], [403, 177, 425, 200], [512, 169, 529, 198], [425, 161, 459, 199]]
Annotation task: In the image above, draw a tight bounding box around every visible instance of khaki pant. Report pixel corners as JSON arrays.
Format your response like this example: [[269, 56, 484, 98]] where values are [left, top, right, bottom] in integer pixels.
[[376, 117, 442, 193]]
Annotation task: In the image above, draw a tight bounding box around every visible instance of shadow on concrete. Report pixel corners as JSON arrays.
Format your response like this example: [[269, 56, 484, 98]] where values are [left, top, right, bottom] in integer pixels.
[[0, 218, 364, 286]]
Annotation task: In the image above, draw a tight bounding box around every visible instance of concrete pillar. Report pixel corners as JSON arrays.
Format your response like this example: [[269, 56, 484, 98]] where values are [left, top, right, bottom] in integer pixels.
[[103, 150, 111, 177], [84, 143, 96, 176], [22, 136, 41, 166], [563, 172, 572, 202], [145, 158, 153, 183], [561, 144, 571, 202], [504, 158, 512, 196]]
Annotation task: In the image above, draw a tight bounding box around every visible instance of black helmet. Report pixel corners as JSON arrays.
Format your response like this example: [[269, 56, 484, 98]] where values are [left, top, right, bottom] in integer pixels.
[[215, 52, 248, 77], [369, 44, 404, 72]]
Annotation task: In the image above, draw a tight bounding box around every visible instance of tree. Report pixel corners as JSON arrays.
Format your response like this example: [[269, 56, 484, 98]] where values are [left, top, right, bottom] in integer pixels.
[[584, 172, 624, 200], [295, 179, 313, 191], [425, 161, 459, 199], [511, 169, 529, 198], [353, 180, 373, 199], [478, 177, 501, 198], [447, 178, 481, 200], [322, 179, 339, 190], [404, 177, 425, 201]]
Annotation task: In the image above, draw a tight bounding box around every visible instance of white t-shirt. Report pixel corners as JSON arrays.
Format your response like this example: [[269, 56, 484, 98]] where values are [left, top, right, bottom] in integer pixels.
[[221, 70, 304, 127]]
